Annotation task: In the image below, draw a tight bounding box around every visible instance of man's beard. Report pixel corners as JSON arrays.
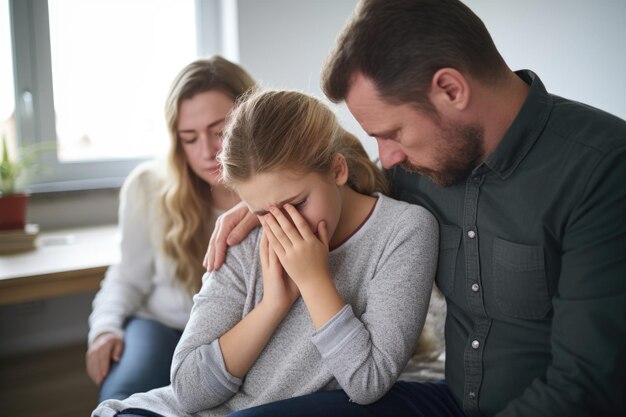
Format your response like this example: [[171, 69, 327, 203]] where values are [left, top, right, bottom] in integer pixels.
[[401, 123, 485, 187]]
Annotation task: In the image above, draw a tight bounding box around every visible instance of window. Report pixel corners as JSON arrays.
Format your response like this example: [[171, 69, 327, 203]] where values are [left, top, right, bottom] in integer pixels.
[[1, 0, 15, 152], [48, 0, 196, 162], [8, 0, 235, 192]]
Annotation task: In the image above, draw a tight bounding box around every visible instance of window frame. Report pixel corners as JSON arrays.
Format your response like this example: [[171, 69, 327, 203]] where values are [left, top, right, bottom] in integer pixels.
[[9, 0, 234, 193]]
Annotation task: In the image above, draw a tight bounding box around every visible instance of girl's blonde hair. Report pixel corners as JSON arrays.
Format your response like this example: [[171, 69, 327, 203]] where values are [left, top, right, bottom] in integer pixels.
[[219, 90, 389, 196], [161, 56, 256, 294]]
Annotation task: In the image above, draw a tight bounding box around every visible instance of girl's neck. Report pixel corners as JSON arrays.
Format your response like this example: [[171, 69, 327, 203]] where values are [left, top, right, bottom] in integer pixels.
[[330, 188, 377, 249], [211, 185, 240, 211]]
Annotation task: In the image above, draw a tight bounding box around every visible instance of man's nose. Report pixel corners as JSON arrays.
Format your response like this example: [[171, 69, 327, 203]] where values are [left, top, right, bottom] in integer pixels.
[[376, 138, 406, 169]]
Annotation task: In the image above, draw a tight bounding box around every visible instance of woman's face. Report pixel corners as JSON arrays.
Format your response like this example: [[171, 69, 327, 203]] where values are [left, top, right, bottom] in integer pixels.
[[236, 169, 344, 242], [177, 90, 235, 187]]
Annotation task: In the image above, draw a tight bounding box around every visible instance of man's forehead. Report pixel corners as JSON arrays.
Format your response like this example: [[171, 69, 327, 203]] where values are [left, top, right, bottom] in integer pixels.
[[346, 77, 395, 135], [346, 72, 381, 104]]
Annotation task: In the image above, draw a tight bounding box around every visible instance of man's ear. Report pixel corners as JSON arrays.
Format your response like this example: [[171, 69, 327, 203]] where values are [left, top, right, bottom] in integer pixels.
[[428, 68, 471, 114], [332, 153, 349, 186]]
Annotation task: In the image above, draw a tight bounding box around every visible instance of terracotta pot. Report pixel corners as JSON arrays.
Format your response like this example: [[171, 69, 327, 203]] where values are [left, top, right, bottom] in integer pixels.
[[0, 193, 29, 230]]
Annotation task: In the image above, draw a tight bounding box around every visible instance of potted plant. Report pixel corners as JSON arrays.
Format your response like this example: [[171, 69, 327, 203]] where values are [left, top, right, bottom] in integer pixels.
[[0, 135, 43, 230]]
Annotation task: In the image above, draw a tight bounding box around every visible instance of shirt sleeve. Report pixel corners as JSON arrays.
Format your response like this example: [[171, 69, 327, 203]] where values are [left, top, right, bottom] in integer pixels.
[[169, 238, 255, 413], [312, 205, 439, 404], [497, 147, 626, 416], [88, 167, 156, 345]]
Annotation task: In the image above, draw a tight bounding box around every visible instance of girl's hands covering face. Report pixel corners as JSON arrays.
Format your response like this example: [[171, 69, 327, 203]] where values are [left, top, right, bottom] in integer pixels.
[[259, 230, 300, 314], [261, 204, 331, 289]]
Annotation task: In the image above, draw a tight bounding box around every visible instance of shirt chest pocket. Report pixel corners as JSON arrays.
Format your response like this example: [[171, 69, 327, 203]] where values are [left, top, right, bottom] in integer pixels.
[[435, 224, 462, 296], [492, 237, 552, 319]]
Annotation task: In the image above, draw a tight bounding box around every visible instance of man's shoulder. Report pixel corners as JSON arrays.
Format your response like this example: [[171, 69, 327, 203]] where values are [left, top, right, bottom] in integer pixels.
[[549, 95, 626, 154]]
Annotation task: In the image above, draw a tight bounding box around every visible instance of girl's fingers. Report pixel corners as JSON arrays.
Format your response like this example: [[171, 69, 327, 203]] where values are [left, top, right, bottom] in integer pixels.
[[317, 220, 329, 246], [263, 212, 292, 250], [260, 231, 269, 269], [266, 232, 280, 273], [261, 218, 286, 256], [268, 206, 302, 243], [283, 204, 315, 240], [268, 241, 280, 271]]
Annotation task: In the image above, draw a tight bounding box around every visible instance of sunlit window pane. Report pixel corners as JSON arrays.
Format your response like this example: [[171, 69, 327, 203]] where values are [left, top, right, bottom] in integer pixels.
[[0, 0, 16, 151], [48, 0, 196, 161]]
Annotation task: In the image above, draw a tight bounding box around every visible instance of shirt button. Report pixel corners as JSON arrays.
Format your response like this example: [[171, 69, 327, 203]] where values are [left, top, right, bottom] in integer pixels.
[[469, 391, 476, 399], [471, 340, 480, 349], [473, 176, 480, 182], [471, 283, 480, 292], [467, 230, 476, 239]]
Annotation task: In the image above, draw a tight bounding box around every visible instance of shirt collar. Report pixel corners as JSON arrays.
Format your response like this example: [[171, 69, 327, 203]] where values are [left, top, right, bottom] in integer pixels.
[[481, 70, 553, 179]]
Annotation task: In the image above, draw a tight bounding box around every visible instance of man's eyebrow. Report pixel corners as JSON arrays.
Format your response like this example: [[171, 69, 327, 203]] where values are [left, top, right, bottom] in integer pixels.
[[253, 193, 304, 216], [178, 117, 226, 133]]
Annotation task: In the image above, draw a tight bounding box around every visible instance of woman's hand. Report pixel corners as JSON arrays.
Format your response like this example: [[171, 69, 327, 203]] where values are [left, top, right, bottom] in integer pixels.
[[204, 201, 260, 272], [261, 204, 331, 289], [259, 231, 300, 314], [85, 332, 124, 385]]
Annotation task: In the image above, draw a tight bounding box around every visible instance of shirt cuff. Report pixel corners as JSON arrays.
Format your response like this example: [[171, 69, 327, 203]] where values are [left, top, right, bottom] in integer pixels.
[[202, 339, 242, 397], [311, 304, 366, 358]]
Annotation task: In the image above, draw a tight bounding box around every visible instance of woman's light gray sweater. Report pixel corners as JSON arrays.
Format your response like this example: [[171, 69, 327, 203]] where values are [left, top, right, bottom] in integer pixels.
[[93, 194, 438, 417]]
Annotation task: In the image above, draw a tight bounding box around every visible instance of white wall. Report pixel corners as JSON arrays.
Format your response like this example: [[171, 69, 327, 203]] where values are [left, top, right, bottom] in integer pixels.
[[465, 0, 626, 121]]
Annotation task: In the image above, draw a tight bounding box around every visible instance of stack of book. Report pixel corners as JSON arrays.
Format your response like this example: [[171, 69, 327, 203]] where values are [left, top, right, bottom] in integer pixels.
[[0, 224, 39, 254]]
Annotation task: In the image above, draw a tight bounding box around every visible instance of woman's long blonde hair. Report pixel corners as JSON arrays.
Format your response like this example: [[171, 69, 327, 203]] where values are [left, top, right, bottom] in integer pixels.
[[162, 56, 256, 294], [219, 89, 389, 195]]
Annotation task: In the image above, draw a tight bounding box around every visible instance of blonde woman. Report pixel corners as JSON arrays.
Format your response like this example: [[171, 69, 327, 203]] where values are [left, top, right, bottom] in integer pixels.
[[93, 90, 438, 417], [86, 56, 256, 402]]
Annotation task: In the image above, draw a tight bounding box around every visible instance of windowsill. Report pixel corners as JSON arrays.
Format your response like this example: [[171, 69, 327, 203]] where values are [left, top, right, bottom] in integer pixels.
[[25, 177, 124, 195]]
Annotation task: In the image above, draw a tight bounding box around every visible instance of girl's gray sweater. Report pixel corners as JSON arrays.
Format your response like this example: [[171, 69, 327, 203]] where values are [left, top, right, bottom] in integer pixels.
[[93, 194, 438, 417]]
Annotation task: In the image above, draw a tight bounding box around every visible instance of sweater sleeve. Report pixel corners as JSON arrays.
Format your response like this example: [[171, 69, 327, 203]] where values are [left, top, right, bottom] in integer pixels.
[[87, 165, 157, 345], [170, 236, 257, 414], [312, 204, 439, 404]]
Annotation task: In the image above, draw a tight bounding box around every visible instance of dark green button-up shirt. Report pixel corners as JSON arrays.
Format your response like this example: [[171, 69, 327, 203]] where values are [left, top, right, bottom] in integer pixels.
[[390, 70, 626, 416]]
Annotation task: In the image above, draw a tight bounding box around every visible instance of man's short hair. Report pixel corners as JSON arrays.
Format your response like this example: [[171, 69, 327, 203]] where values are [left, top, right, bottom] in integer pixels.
[[322, 0, 508, 111]]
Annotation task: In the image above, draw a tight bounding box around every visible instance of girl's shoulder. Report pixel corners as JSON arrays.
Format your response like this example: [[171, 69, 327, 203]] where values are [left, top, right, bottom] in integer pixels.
[[341, 193, 438, 252], [373, 193, 438, 232], [225, 227, 264, 266], [204, 227, 263, 291]]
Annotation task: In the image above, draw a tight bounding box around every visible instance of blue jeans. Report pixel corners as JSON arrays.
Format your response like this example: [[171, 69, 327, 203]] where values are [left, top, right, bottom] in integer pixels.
[[115, 381, 465, 417], [99, 317, 183, 402], [227, 381, 466, 417]]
